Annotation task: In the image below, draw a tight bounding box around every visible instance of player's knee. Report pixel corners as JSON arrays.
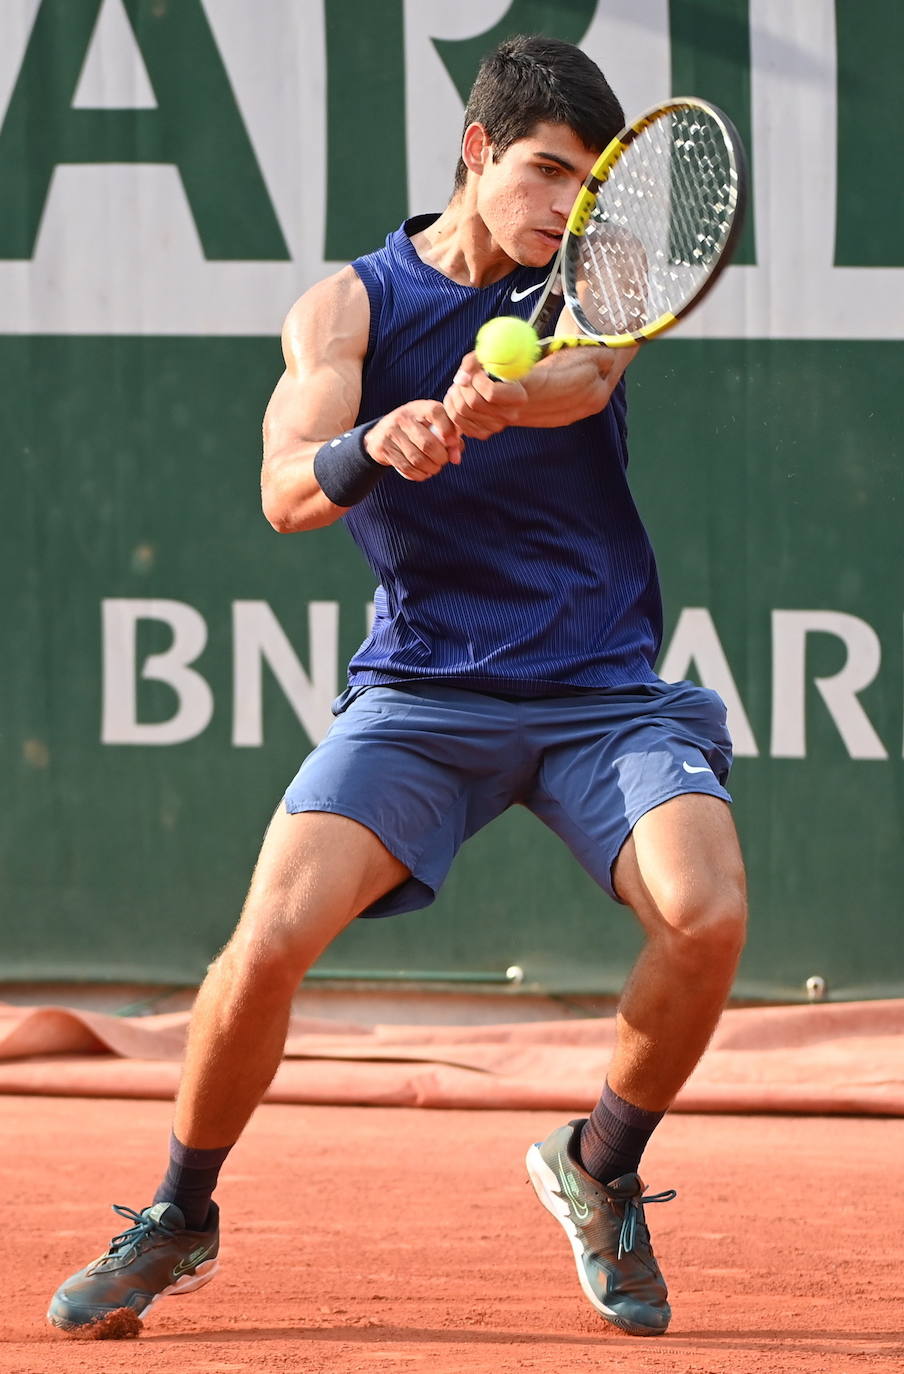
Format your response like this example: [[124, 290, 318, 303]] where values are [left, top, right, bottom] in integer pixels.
[[217, 901, 327, 991], [213, 930, 298, 996], [657, 877, 747, 969]]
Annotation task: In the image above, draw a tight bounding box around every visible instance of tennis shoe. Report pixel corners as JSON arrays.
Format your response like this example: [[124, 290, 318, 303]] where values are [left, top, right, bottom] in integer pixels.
[[47, 1201, 219, 1331], [526, 1119, 675, 1336]]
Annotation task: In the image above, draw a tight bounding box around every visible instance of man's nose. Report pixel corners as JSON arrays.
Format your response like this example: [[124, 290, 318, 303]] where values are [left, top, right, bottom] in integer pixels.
[[552, 182, 580, 221]]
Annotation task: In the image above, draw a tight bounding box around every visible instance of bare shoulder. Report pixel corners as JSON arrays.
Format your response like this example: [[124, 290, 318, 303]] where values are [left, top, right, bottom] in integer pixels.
[[281, 265, 370, 373]]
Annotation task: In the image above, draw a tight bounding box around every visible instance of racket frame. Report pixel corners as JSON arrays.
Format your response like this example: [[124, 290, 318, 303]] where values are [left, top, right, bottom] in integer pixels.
[[528, 97, 748, 353]]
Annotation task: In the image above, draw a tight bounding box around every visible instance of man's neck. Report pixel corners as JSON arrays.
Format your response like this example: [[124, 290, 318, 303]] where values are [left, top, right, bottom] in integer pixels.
[[409, 191, 517, 288]]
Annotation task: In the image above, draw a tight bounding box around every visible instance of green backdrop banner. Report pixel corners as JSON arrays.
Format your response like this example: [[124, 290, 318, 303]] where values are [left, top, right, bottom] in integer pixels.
[[1, 2, 902, 999]]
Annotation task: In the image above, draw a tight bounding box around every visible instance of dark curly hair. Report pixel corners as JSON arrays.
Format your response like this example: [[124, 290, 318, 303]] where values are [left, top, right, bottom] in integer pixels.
[[452, 34, 624, 191]]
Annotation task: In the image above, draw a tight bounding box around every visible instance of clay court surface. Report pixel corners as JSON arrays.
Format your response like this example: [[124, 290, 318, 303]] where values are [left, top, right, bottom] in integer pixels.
[[2, 1096, 902, 1374]]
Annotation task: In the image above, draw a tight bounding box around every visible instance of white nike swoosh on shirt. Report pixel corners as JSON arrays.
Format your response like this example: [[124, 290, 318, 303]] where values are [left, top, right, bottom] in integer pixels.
[[682, 761, 712, 774], [510, 282, 545, 302]]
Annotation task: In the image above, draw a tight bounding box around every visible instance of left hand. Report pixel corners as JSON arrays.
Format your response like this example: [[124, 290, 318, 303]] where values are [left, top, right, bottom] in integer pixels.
[[517, 344, 639, 426], [442, 353, 529, 439]]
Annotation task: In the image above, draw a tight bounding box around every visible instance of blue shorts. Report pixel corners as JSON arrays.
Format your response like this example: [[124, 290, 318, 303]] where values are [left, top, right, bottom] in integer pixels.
[[283, 680, 733, 916]]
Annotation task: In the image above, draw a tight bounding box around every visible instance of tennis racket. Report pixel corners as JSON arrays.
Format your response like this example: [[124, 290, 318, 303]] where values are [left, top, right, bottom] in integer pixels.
[[524, 97, 747, 355]]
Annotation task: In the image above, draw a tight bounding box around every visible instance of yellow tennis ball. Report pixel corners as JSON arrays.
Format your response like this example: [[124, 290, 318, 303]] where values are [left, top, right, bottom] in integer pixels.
[[474, 316, 540, 381]]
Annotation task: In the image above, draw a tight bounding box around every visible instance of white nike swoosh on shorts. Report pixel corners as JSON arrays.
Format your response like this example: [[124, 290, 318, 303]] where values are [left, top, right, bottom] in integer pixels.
[[682, 761, 712, 774]]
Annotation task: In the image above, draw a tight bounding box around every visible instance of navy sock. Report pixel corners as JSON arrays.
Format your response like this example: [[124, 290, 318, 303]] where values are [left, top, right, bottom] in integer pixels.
[[579, 1081, 665, 1185], [153, 1132, 233, 1230]]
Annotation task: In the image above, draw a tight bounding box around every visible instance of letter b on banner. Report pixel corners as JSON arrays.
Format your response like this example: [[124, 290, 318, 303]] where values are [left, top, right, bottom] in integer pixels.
[[102, 599, 213, 745]]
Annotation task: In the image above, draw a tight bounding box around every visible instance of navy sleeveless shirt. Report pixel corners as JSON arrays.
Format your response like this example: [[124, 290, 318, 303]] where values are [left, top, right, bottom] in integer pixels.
[[342, 215, 662, 694]]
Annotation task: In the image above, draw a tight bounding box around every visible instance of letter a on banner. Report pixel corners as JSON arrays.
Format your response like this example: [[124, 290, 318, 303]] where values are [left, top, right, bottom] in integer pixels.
[[0, 0, 288, 260]]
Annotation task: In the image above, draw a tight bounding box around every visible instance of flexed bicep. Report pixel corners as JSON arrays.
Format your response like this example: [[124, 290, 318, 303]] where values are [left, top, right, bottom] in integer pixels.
[[261, 268, 369, 531]]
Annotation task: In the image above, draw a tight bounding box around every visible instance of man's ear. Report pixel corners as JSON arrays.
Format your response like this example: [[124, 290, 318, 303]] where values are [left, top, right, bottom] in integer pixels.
[[461, 122, 492, 177]]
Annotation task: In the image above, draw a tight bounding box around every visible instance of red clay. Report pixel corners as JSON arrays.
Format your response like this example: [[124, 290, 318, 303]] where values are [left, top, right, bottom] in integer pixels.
[[1, 1096, 902, 1372], [68, 1307, 142, 1340]]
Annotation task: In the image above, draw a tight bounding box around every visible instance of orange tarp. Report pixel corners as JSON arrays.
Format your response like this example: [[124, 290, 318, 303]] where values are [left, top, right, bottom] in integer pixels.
[[1, 998, 902, 1115]]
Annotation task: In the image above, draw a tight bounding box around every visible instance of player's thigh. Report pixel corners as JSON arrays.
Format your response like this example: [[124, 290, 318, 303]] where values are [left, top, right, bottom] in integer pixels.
[[524, 685, 733, 903], [613, 793, 747, 940], [232, 807, 409, 971], [284, 685, 528, 919]]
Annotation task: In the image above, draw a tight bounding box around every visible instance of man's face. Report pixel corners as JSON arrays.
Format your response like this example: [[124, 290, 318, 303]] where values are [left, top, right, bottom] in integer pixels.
[[472, 121, 598, 267]]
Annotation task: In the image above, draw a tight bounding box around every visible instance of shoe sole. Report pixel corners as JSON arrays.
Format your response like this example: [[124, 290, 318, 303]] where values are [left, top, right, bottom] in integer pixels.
[[525, 1144, 667, 1338], [46, 1259, 220, 1333]]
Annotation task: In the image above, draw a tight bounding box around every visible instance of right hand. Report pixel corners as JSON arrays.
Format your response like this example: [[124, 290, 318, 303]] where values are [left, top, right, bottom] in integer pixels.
[[364, 401, 462, 482], [443, 354, 529, 438]]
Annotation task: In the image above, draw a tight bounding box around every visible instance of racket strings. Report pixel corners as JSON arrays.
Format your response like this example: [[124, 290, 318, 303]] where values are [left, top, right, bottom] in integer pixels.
[[572, 108, 737, 338]]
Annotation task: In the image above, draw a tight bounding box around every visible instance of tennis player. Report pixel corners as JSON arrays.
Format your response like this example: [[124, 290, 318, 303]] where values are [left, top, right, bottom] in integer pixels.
[[48, 35, 746, 1339]]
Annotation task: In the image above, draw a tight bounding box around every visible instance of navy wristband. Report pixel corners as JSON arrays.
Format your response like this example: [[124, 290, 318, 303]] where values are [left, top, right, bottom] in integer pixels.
[[313, 420, 385, 507]]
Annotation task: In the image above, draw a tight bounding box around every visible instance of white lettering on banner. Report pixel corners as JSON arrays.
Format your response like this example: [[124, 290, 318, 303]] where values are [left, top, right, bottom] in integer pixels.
[[658, 607, 759, 757], [101, 598, 214, 745], [404, 2, 672, 218], [770, 611, 887, 759], [99, 598, 896, 760], [232, 600, 337, 747], [0, 0, 901, 336]]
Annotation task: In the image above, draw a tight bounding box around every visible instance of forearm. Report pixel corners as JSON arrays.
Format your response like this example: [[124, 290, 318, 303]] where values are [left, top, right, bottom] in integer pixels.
[[263, 425, 388, 531], [261, 442, 345, 532], [263, 403, 461, 531], [262, 371, 382, 532], [516, 345, 636, 426], [443, 343, 637, 438]]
